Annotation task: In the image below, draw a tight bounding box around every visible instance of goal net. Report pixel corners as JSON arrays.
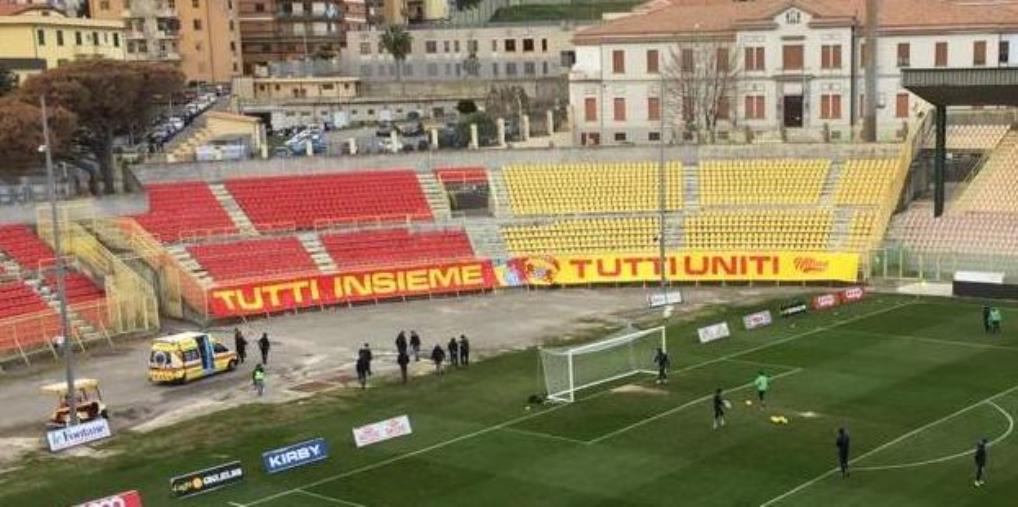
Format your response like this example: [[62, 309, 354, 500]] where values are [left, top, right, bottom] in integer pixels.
[[539, 327, 666, 403]]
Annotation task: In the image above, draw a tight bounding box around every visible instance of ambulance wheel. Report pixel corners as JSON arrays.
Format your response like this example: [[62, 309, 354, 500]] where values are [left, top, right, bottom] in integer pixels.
[[227, 360, 238, 372], [100, 409, 109, 419]]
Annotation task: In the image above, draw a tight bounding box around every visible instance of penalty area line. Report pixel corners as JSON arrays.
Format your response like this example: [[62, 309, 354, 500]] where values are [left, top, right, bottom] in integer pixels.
[[758, 382, 1018, 506], [295, 489, 367, 506]]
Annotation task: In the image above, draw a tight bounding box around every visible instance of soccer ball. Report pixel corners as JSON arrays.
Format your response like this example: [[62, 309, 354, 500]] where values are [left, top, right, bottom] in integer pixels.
[[745, 400, 753, 406]]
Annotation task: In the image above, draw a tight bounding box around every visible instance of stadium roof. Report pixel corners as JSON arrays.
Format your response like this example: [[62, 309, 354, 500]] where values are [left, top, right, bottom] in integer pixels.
[[902, 68, 1018, 107]]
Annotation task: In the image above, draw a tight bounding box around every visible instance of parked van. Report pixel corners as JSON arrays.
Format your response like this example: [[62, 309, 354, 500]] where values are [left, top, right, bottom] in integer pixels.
[[148, 332, 238, 384]]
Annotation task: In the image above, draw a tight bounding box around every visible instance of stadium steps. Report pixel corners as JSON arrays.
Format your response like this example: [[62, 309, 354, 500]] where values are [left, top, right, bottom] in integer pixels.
[[208, 183, 258, 235], [488, 169, 512, 217], [165, 244, 213, 287], [819, 161, 845, 206], [463, 219, 510, 260], [0, 252, 21, 279], [23, 277, 102, 345], [416, 172, 452, 220], [952, 131, 1018, 213], [683, 164, 700, 211], [297, 232, 339, 274], [829, 208, 857, 250]]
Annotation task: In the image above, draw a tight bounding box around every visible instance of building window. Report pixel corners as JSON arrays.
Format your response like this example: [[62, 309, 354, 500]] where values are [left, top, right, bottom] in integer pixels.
[[542, 61, 548, 75], [91, 32, 98, 45], [681, 48, 694, 72], [716, 47, 730, 72], [113, 33, 119, 47], [75, 31, 82, 45], [649, 132, 661, 141], [782, 44, 804, 70], [230, 41, 236, 52], [648, 97, 660, 121], [744, 95, 765, 120], [1000, 40, 1010, 65], [37, 29, 45, 46], [492, 63, 498, 76], [193, 19, 202, 30], [427, 63, 438, 76], [443, 40, 450, 53], [255, 3, 264, 11], [467, 39, 478, 53], [506, 62, 517, 75], [820, 94, 842, 119], [717, 96, 730, 120], [935, 42, 948, 67], [744, 47, 765, 71], [360, 42, 371, 54], [523, 38, 534, 52], [491, 39, 497, 51], [505, 39, 516, 52], [541, 38, 548, 52], [785, 9, 801, 24], [229, 20, 234, 31], [100, 0, 109, 8], [896, 43, 910, 68], [613, 97, 626, 121], [612, 49, 625, 73], [561, 50, 576, 67], [974, 40, 987, 66], [425, 41, 437, 54], [646, 49, 659, 74], [820, 44, 841, 69], [454, 40, 460, 53], [584, 97, 597, 122], [896, 93, 910, 118], [614, 132, 627, 142], [56, 30, 64, 46], [524, 62, 535, 75], [192, 0, 198, 6]]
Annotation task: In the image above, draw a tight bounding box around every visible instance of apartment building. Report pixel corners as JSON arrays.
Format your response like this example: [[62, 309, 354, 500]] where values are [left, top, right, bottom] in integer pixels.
[[0, 4, 125, 83], [569, 0, 1018, 146], [90, 0, 241, 83]]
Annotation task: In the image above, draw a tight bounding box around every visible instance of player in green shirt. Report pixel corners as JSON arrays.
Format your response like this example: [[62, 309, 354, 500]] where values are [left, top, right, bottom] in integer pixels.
[[989, 307, 1002, 334], [754, 371, 769, 408]]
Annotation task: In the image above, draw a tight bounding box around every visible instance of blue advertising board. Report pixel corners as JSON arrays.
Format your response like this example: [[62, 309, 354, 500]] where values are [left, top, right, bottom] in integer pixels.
[[262, 438, 330, 474]]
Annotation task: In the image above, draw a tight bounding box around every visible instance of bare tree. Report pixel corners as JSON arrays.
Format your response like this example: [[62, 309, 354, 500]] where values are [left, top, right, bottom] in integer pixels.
[[663, 40, 741, 143]]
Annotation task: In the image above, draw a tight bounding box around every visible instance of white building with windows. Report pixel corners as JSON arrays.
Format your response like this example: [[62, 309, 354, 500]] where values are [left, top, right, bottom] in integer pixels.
[[569, 0, 1018, 146]]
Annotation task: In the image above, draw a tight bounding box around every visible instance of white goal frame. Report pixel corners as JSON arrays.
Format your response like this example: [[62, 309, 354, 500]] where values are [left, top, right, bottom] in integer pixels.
[[540, 326, 667, 403]]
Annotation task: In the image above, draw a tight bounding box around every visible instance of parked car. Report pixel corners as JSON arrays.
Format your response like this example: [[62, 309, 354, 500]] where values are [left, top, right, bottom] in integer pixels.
[[376, 121, 395, 138]]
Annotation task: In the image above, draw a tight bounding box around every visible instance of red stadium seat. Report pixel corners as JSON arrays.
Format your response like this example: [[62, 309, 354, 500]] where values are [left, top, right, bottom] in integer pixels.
[[225, 171, 432, 231], [0, 225, 56, 271], [434, 167, 489, 185], [320, 228, 475, 270], [134, 182, 237, 242], [187, 236, 318, 283]]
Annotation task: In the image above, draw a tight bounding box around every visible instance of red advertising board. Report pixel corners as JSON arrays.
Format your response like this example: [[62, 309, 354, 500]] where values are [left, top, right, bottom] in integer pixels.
[[840, 286, 866, 303], [74, 490, 143, 507], [208, 260, 496, 318], [812, 293, 840, 310]]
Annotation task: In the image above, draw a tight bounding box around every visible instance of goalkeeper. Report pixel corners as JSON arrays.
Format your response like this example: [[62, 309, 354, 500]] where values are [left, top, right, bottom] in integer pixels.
[[653, 348, 670, 384], [754, 371, 770, 408]]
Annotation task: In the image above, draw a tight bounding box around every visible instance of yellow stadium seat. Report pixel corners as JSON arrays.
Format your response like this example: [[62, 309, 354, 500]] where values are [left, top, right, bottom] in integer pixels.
[[503, 162, 683, 215]]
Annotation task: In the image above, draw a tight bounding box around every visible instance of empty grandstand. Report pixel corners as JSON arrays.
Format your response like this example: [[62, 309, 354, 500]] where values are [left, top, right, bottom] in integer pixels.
[[698, 159, 829, 206], [503, 218, 662, 256]]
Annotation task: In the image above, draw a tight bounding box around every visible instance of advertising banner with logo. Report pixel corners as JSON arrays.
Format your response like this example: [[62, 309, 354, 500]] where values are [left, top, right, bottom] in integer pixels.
[[494, 252, 859, 286], [742, 310, 774, 330], [46, 418, 112, 452], [840, 286, 866, 303], [170, 461, 244, 498], [647, 290, 683, 308], [209, 260, 496, 317], [73, 490, 143, 507], [780, 300, 809, 317], [262, 438, 329, 474], [697, 322, 731, 344], [812, 293, 840, 310], [352, 415, 413, 448]]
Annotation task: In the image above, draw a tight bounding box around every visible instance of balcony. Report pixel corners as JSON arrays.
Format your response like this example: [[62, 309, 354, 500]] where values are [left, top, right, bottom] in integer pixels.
[[127, 30, 146, 40], [155, 7, 177, 18], [156, 30, 180, 39]]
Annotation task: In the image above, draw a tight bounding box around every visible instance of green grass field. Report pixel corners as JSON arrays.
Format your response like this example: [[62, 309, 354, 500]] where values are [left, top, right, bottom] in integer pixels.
[[4, 294, 1018, 506]]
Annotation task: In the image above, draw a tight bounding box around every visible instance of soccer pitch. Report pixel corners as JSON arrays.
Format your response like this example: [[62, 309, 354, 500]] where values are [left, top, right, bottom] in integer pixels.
[[5, 294, 1018, 506]]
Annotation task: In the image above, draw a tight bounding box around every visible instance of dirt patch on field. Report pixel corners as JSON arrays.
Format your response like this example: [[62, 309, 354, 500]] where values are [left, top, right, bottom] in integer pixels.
[[611, 384, 669, 396]]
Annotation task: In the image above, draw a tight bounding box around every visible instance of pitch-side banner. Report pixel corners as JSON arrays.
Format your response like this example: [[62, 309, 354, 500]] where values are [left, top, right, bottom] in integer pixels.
[[494, 252, 860, 286], [209, 260, 496, 317]]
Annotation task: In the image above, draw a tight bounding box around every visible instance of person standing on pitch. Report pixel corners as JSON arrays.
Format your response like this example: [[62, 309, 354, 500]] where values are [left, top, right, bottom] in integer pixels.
[[257, 332, 271, 364], [358, 343, 374, 376], [836, 427, 851, 478], [754, 371, 770, 408], [989, 307, 1002, 334], [983, 306, 991, 333], [974, 438, 988, 487], [459, 334, 470, 367], [252, 364, 266, 396], [395, 330, 408, 357], [410, 330, 422, 362], [431, 344, 446, 374], [653, 347, 670, 384], [712, 388, 727, 429], [234, 328, 248, 364], [397, 350, 410, 384], [355, 354, 369, 389], [448, 337, 459, 368]]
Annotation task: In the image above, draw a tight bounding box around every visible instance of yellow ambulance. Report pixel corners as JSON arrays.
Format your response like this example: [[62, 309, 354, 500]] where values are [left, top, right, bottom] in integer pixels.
[[148, 332, 238, 384]]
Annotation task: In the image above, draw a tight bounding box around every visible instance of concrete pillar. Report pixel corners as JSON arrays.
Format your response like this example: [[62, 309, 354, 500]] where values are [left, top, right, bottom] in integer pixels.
[[260, 143, 269, 159], [934, 104, 946, 218], [305, 139, 314, 157], [430, 127, 439, 149], [566, 105, 575, 132], [496, 118, 506, 147], [545, 110, 554, 136], [521, 115, 530, 141], [390, 129, 399, 153], [348, 137, 357, 155], [469, 124, 479, 150]]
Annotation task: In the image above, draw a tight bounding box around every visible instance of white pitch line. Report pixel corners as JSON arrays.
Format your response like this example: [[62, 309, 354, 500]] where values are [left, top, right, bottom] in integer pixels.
[[853, 401, 1015, 472], [758, 382, 1018, 506], [296, 489, 368, 506], [586, 368, 803, 445], [844, 329, 1018, 352], [720, 357, 803, 372], [499, 425, 590, 445], [233, 302, 909, 506]]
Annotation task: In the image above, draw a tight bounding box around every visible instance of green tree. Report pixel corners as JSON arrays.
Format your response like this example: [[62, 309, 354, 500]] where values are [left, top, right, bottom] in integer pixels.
[[456, 0, 481, 10], [18, 60, 184, 193], [456, 112, 497, 148], [456, 100, 478, 115], [0, 65, 17, 96], [380, 25, 413, 96]]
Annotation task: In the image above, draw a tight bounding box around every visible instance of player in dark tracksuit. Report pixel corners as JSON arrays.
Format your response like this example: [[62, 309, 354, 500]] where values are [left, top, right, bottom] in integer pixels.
[[653, 348, 670, 384], [837, 427, 851, 478], [712, 388, 726, 429], [974, 438, 988, 487], [983, 306, 991, 333]]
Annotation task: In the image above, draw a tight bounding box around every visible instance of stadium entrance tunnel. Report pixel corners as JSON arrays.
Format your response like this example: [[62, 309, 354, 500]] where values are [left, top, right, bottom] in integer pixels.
[[902, 68, 1018, 217]]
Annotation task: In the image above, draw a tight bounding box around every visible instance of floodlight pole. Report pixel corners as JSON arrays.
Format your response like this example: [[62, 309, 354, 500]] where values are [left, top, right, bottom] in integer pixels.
[[41, 96, 77, 426], [657, 64, 668, 303]]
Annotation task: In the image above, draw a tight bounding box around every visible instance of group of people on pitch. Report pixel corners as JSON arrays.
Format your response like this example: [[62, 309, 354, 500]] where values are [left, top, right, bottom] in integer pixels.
[[652, 347, 993, 487], [356, 331, 472, 389]]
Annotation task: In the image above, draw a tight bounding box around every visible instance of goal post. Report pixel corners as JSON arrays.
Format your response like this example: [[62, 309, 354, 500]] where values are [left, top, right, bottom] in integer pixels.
[[539, 326, 667, 403]]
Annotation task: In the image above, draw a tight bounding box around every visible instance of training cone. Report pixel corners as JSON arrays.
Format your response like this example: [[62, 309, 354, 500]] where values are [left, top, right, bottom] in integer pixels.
[[745, 400, 753, 406], [770, 416, 781, 424]]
